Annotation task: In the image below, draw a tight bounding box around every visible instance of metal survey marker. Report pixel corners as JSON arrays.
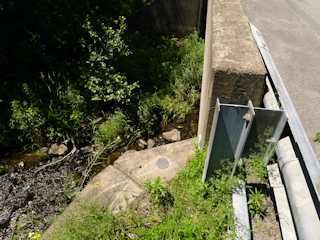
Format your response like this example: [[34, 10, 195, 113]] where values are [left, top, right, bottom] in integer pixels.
[[202, 99, 287, 183]]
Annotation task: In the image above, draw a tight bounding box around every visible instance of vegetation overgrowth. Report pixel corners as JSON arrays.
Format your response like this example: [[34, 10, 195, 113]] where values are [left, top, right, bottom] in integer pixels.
[[314, 132, 320, 143], [49, 146, 240, 239], [0, 0, 204, 152]]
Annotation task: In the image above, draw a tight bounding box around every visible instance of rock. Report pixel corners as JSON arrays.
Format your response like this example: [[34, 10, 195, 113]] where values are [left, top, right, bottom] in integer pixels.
[[18, 161, 24, 168], [147, 139, 155, 149], [138, 139, 148, 146], [163, 129, 181, 142], [48, 143, 68, 156], [80, 145, 94, 154]]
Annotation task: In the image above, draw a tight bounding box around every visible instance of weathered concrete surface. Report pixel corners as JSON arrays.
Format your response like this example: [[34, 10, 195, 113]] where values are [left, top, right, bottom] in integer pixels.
[[198, 0, 267, 148], [267, 164, 297, 240], [114, 138, 194, 182], [42, 165, 142, 238], [126, 0, 208, 37], [42, 139, 195, 239]]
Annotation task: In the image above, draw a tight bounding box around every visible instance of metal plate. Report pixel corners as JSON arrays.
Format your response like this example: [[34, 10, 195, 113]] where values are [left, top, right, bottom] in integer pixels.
[[156, 158, 170, 169]]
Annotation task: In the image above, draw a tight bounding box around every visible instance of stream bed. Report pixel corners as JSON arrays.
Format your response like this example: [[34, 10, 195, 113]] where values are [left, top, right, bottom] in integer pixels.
[[0, 109, 199, 239]]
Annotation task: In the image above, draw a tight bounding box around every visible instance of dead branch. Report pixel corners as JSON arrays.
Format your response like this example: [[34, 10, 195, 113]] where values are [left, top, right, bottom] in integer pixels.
[[34, 138, 77, 174]]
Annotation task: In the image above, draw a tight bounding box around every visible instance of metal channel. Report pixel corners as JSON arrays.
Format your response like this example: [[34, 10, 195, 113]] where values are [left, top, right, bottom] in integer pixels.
[[230, 101, 255, 179], [202, 99, 286, 183], [249, 22, 320, 201]]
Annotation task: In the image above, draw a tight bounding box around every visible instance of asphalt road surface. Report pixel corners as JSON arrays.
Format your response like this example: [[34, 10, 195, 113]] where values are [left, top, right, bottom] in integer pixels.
[[241, 0, 320, 163]]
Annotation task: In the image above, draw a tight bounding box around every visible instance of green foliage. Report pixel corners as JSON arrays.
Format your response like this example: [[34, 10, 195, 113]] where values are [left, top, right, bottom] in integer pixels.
[[0, 3, 205, 150], [80, 16, 139, 103], [314, 132, 320, 143], [0, 0, 148, 148], [244, 127, 275, 183], [8, 81, 89, 146], [171, 32, 205, 104], [142, 177, 173, 206], [94, 110, 137, 149], [137, 96, 161, 136], [247, 187, 266, 218], [51, 201, 120, 239], [10, 99, 46, 144], [146, 147, 237, 239], [157, 95, 192, 124]]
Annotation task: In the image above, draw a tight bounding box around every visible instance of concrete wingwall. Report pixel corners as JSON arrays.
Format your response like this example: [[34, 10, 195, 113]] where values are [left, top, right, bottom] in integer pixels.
[[126, 0, 208, 37], [197, 0, 267, 149]]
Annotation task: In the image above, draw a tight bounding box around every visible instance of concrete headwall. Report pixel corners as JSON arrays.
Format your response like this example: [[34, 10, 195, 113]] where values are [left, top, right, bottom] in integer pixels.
[[197, 0, 267, 149], [126, 0, 208, 37]]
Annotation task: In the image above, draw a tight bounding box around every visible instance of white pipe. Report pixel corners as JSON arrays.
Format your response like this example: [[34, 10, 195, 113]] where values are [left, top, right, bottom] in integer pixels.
[[276, 137, 320, 240]]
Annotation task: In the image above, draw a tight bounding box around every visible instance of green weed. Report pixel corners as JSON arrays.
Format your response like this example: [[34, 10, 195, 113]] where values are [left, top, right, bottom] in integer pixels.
[[314, 132, 320, 142], [244, 127, 276, 183], [247, 187, 266, 219], [142, 177, 173, 206]]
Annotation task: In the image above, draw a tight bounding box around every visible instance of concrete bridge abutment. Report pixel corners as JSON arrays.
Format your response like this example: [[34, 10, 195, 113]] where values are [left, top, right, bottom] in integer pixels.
[[197, 0, 267, 149]]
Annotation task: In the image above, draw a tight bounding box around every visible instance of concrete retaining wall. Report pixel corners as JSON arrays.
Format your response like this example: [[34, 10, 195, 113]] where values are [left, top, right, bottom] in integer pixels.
[[198, 0, 267, 149], [126, 0, 207, 37]]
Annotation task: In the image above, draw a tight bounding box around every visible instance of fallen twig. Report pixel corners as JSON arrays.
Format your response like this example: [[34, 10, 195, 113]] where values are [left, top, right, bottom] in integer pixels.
[[34, 139, 77, 174]]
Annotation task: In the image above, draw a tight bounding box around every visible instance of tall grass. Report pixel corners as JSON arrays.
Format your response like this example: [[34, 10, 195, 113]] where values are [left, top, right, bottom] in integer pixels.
[[94, 110, 137, 150]]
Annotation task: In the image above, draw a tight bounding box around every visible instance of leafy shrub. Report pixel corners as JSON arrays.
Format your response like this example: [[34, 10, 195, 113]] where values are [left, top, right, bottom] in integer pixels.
[[10, 100, 46, 144], [157, 95, 192, 125], [9, 81, 90, 146], [80, 16, 139, 104]]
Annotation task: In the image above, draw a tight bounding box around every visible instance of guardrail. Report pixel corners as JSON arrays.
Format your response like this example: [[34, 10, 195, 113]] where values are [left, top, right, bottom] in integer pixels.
[[249, 22, 320, 203]]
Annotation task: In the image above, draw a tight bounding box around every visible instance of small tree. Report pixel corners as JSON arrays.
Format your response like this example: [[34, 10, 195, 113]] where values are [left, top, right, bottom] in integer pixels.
[[80, 16, 139, 104]]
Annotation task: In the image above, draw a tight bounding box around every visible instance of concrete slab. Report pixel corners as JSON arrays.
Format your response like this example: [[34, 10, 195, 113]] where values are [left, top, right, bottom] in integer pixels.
[[42, 165, 142, 239], [267, 164, 296, 240], [232, 180, 250, 240], [114, 138, 195, 183], [77, 165, 142, 210]]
